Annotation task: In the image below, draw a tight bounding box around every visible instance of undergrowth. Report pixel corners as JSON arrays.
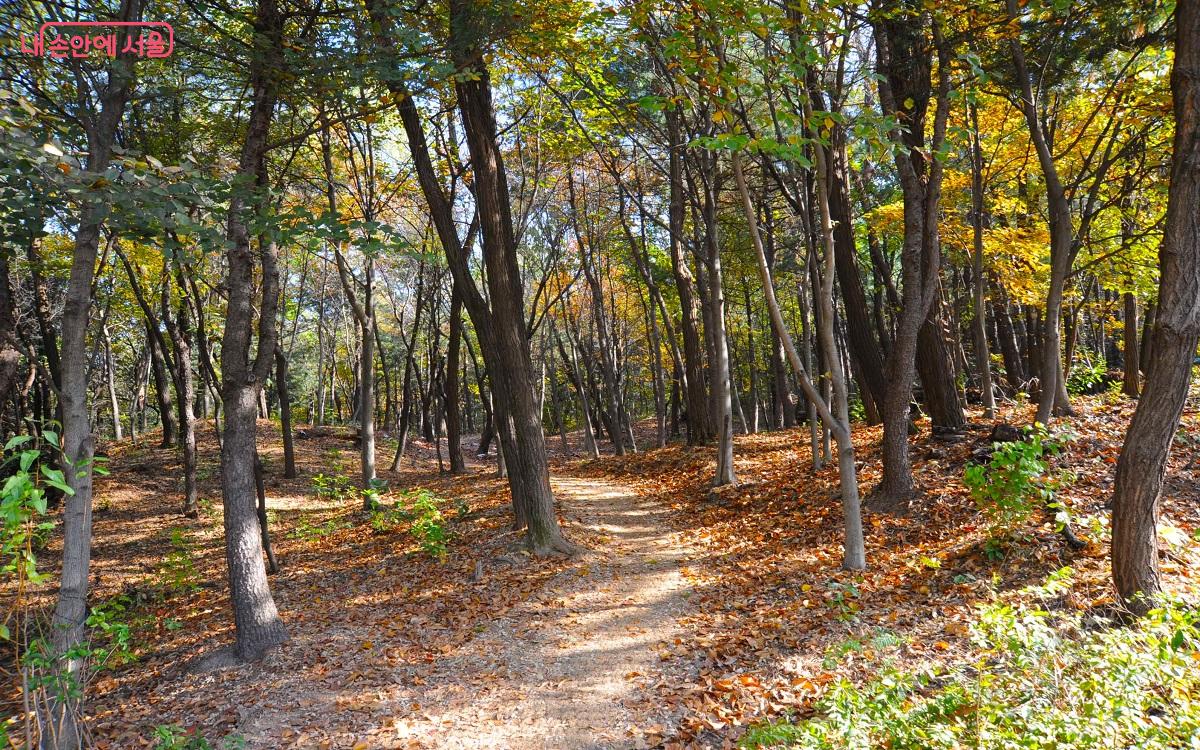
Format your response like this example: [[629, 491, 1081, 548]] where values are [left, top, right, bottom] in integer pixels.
[[740, 569, 1200, 749]]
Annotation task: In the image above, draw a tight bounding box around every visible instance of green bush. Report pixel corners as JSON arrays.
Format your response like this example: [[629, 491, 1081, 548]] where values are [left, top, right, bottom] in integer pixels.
[[1066, 354, 1108, 395], [312, 472, 355, 502], [740, 570, 1200, 749], [963, 425, 1070, 547], [152, 724, 245, 750], [159, 527, 201, 594], [287, 513, 351, 541], [370, 488, 449, 558]]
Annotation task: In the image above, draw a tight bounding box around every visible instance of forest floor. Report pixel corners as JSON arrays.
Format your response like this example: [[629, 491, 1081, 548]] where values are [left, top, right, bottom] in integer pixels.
[[5, 389, 1200, 748]]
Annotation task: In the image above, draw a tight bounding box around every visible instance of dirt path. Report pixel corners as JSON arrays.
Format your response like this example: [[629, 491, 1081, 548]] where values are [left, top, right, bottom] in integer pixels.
[[383, 474, 695, 749]]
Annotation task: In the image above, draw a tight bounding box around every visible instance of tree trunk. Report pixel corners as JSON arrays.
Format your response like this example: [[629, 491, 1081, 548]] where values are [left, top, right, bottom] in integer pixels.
[[170, 265, 200, 517], [666, 106, 710, 446], [449, 0, 571, 552], [275, 345, 297, 479], [870, 4, 951, 508], [916, 308, 966, 431], [970, 102, 996, 418], [1122, 291, 1140, 397], [1112, 0, 1200, 613], [217, 0, 288, 662], [1006, 0, 1076, 423], [729, 142, 864, 569], [103, 326, 123, 440], [43, 4, 142, 743], [445, 288, 466, 473]]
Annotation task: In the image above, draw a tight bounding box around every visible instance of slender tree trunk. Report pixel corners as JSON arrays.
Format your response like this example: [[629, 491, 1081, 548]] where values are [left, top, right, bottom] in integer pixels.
[[444, 288, 466, 473], [700, 158, 737, 487], [449, 0, 571, 552], [1123, 292, 1141, 397], [1006, 0, 1076, 423], [1112, 0, 1200, 613], [43, 4, 142, 742], [730, 144, 864, 569], [103, 326, 123, 440], [146, 322, 176, 446], [970, 102, 996, 418], [275, 345, 297, 478], [666, 107, 710, 446], [170, 266, 200, 518]]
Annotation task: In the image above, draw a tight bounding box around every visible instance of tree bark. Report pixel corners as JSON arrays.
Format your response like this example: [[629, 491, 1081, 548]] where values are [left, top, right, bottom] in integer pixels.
[[1112, 0, 1200, 613], [217, 0, 288, 661], [275, 345, 297, 479], [970, 102, 996, 418], [1006, 0, 1076, 423], [443, 287, 466, 473], [665, 106, 711, 446], [43, 3, 142, 743], [1122, 291, 1140, 397], [871, 4, 951, 508]]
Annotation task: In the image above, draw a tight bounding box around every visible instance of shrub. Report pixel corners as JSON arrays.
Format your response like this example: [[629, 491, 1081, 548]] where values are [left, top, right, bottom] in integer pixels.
[[963, 425, 1070, 545], [159, 527, 201, 594], [370, 488, 449, 558], [1066, 353, 1109, 395], [152, 724, 245, 750], [312, 472, 355, 502], [740, 570, 1200, 749], [287, 514, 351, 541]]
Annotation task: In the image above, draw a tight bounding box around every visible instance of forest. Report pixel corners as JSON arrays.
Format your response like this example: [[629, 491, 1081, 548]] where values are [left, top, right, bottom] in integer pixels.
[[1, 0, 1200, 746]]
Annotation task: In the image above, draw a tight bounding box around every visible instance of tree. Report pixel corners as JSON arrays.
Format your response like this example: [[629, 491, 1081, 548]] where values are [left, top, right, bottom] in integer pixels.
[[217, 0, 289, 661], [40, 3, 144, 744], [1111, 0, 1200, 614]]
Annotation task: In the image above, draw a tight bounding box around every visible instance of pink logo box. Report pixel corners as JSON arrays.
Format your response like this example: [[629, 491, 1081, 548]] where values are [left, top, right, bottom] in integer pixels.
[[20, 21, 174, 59]]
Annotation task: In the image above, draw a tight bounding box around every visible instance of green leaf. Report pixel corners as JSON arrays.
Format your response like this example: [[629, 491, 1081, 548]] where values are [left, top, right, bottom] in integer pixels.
[[4, 435, 31, 451]]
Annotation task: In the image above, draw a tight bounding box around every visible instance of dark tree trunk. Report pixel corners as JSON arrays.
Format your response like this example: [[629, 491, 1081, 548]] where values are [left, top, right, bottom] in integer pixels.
[[824, 109, 887, 425], [369, 0, 571, 552], [1112, 0, 1200, 613], [0, 253, 22, 417], [275, 345, 297, 478], [970, 102, 996, 418], [1123, 291, 1140, 397], [994, 294, 1026, 392], [217, 0, 288, 661], [916, 309, 966, 431], [1006, 0, 1076, 422], [148, 324, 177, 446], [870, 2, 951, 508], [666, 107, 710, 446], [1141, 301, 1157, 370], [444, 288, 466, 473]]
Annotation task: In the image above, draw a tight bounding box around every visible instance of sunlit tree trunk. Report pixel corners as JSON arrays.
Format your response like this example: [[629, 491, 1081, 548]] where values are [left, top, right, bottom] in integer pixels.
[[1112, 0, 1200, 613]]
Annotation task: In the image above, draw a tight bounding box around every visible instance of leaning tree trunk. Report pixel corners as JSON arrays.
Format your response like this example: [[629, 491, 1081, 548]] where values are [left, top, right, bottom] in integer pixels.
[[449, 0, 571, 552], [1112, 0, 1200, 614]]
